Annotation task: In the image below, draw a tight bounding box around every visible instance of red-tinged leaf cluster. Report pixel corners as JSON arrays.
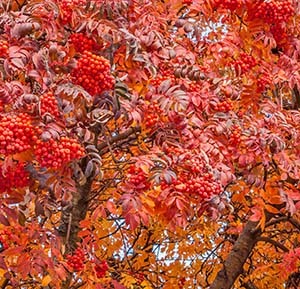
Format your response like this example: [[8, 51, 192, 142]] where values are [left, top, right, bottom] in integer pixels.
[[40, 91, 60, 118], [35, 136, 85, 169], [0, 39, 8, 58], [0, 162, 30, 193], [213, 0, 243, 11], [66, 248, 85, 272], [281, 248, 300, 275], [231, 53, 257, 74], [95, 260, 109, 278], [0, 232, 9, 252], [71, 51, 114, 96], [69, 33, 100, 54], [0, 113, 37, 156]]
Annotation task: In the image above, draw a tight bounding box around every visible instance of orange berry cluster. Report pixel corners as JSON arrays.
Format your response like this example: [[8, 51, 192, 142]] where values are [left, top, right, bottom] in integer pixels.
[[127, 165, 150, 190], [71, 51, 114, 96], [144, 102, 163, 129], [0, 40, 8, 58], [270, 24, 288, 44], [59, 0, 86, 25], [213, 0, 243, 11], [0, 113, 37, 156], [150, 74, 176, 87], [95, 260, 109, 278], [0, 162, 30, 193], [162, 146, 222, 199], [40, 91, 60, 118], [69, 33, 100, 54], [212, 100, 233, 112], [35, 136, 85, 169], [229, 124, 242, 146], [67, 248, 85, 272], [161, 173, 222, 200], [187, 82, 201, 93], [253, 0, 294, 24], [257, 72, 272, 92], [232, 53, 257, 74]]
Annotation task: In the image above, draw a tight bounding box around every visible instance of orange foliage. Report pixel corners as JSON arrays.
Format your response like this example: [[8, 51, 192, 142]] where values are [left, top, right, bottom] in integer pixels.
[[0, 0, 299, 288]]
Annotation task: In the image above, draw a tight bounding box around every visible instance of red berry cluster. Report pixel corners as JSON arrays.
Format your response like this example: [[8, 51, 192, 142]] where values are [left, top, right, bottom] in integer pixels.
[[161, 173, 222, 200], [257, 72, 272, 92], [187, 82, 202, 93], [40, 91, 60, 118], [232, 53, 257, 74], [212, 100, 233, 112], [229, 124, 242, 146], [127, 165, 150, 190], [0, 162, 30, 193], [69, 33, 100, 54], [213, 0, 243, 11], [150, 74, 176, 87], [253, 0, 294, 24], [35, 136, 85, 169], [144, 102, 163, 129], [182, 0, 193, 5], [270, 24, 288, 44], [0, 40, 8, 58], [66, 248, 85, 272], [71, 51, 114, 96], [95, 260, 109, 278], [0, 113, 37, 155], [59, 0, 86, 25]]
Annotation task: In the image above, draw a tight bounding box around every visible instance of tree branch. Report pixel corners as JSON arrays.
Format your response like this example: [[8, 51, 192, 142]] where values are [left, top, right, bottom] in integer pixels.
[[288, 217, 300, 230], [210, 220, 262, 289], [97, 126, 141, 153], [257, 236, 289, 252]]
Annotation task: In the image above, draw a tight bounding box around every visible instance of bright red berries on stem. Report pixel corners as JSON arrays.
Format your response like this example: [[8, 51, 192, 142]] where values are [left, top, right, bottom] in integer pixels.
[[0, 113, 37, 155], [69, 33, 100, 54], [66, 248, 85, 272], [253, 0, 294, 24], [35, 136, 85, 169], [71, 51, 114, 96], [59, 0, 86, 25], [212, 100, 233, 112], [232, 53, 257, 75], [213, 0, 243, 11], [0, 39, 8, 58], [0, 162, 30, 193], [127, 165, 150, 191], [95, 260, 109, 278], [40, 91, 60, 118]]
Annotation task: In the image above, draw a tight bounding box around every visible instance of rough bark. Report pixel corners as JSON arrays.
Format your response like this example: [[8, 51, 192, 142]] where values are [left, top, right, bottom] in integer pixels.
[[209, 221, 261, 289]]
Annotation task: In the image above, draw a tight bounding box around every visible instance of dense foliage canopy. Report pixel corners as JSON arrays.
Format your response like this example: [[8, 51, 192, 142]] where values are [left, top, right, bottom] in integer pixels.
[[0, 0, 300, 288]]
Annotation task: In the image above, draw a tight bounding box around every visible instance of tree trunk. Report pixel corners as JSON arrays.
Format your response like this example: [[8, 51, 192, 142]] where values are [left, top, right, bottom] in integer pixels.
[[210, 221, 261, 289]]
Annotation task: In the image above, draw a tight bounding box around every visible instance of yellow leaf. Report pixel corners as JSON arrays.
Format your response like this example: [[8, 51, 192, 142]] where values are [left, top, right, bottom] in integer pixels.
[[140, 280, 153, 289], [41, 275, 52, 286]]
